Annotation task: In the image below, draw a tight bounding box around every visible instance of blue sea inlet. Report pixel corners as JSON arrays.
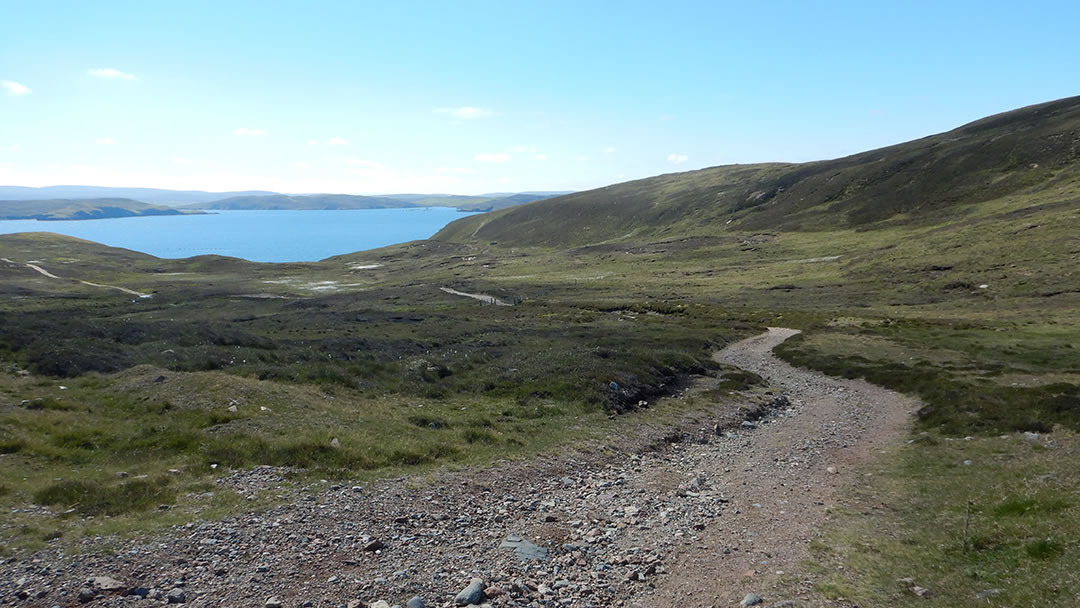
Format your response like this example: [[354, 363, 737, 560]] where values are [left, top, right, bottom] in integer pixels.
[[0, 208, 467, 262]]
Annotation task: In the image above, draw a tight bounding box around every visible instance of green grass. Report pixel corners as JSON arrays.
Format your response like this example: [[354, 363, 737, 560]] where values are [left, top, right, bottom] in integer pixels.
[[807, 432, 1080, 607], [774, 320, 1080, 435]]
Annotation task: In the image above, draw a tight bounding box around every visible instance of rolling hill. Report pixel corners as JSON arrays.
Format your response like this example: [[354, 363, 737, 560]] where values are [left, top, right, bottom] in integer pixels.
[[436, 96, 1080, 246], [0, 186, 276, 206], [0, 198, 201, 221]]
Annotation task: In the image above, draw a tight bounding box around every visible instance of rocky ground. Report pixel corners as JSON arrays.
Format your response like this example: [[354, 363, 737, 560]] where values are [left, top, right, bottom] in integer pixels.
[[1, 329, 916, 608]]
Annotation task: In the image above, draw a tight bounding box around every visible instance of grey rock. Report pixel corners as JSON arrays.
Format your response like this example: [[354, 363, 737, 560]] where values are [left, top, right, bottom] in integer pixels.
[[741, 421, 757, 429], [78, 588, 96, 603], [88, 576, 126, 592], [499, 533, 549, 561], [773, 602, 797, 608], [166, 588, 187, 604], [406, 597, 425, 608], [266, 597, 283, 608], [740, 592, 762, 606], [454, 578, 485, 606], [363, 539, 385, 551], [369, 601, 391, 608], [974, 589, 1003, 600]]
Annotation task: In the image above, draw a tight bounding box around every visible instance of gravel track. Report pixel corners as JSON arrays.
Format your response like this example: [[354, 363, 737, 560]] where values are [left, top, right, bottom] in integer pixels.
[[1, 328, 915, 608]]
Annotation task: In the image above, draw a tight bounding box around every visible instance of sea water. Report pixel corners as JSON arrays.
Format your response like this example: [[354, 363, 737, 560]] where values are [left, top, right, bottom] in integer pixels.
[[0, 208, 468, 262]]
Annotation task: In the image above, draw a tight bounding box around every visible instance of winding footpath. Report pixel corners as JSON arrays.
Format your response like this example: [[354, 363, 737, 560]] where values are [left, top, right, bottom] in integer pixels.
[[1, 328, 915, 608]]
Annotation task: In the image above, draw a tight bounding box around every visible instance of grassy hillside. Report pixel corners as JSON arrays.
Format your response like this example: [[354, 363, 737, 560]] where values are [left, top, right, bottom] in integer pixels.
[[437, 96, 1080, 246], [0, 198, 199, 220]]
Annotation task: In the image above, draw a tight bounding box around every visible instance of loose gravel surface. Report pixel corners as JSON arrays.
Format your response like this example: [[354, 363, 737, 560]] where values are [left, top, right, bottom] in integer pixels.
[[1, 328, 916, 608]]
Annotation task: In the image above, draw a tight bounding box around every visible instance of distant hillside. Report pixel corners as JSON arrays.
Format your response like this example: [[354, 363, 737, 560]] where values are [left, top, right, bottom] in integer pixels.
[[0, 186, 276, 206], [0, 198, 201, 221], [189, 194, 409, 210], [436, 96, 1080, 246], [192, 192, 572, 211], [454, 192, 569, 212]]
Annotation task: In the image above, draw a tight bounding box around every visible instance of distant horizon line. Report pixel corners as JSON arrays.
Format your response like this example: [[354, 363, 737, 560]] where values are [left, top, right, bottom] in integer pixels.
[[0, 184, 577, 197]]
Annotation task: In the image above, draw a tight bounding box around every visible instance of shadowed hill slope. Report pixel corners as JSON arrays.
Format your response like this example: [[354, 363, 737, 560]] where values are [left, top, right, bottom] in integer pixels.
[[436, 96, 1080, 246]]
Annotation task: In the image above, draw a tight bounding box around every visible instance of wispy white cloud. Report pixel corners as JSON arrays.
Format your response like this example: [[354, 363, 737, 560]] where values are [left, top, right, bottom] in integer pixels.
[[434, 106, 495, 120], [326, 137, 347, 145], [603, 147, 616, 154], [173, 157, 209, 165], [234, 128, 267, 136], [475, 152, 511, 163], [88, 68, 137, 80], [1, 144, 21, 152], [667, 153, 688, 164], [532, 154, 548, 161], [95, 137, 116, 145], [2, 81, 31, 96], [307, 139, 318, 145], [345, 158, 384, 169]]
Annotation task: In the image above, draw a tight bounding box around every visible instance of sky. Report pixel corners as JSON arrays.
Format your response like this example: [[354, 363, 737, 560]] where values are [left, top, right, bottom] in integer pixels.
[[1, 0, 1078, 195]]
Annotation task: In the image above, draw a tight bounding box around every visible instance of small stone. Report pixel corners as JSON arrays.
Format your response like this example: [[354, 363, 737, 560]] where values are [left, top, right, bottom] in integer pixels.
[[89, 576, 127, 592], [330, 437, 341, 448], [406, 597, 425, 608], [227, 405, 238, 413], [826, 466, 837, 474], [483, 586, 506, 598], [166, 588, 186, 604], [346, 600, 365, 608], [974, 589, 1002, 600], [265, 597, 283, 608], [910, 586, 931, 598], [740, 592, 763, 606], [78, 588, 96, 603], [363, 539, 385, 551], [454, 578, 485, 606], [127, 588, 151, 599], [741, 421, 757, 429], [369, 601, 391, 608]]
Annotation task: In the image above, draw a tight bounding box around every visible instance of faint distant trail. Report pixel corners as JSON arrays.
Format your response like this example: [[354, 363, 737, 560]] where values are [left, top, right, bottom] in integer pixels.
[[25, 263, 62, 279], [23, 262, 150, 298], [440, 286, 512, 306]]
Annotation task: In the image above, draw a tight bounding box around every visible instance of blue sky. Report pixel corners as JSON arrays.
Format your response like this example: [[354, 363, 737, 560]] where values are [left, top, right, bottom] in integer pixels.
[[1, 0, 1077, 195]]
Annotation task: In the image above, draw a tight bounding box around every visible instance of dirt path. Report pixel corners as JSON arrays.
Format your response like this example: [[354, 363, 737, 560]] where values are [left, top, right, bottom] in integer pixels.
[[440, 286, 513, 306], [1, 328, 914, 608], [643, 327, 915, 606], [22, 262, 151, 297]]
